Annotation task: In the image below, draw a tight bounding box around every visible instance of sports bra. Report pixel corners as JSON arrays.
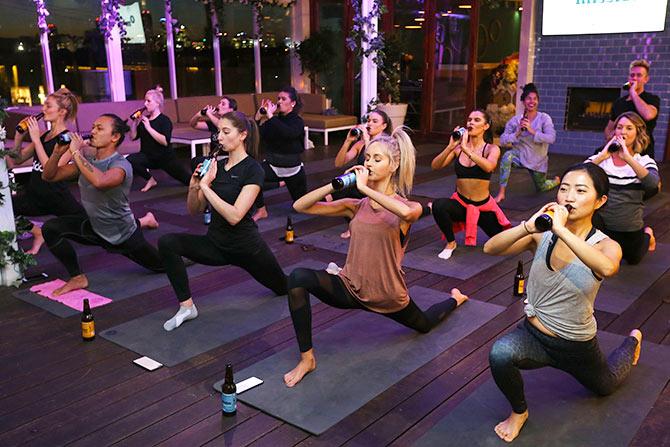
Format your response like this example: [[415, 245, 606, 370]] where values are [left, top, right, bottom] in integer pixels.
[[454, 144, 492, 180]]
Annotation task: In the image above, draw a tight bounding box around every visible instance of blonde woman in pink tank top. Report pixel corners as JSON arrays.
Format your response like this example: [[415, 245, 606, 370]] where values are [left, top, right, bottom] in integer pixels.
[[283, 127, 470, 388]]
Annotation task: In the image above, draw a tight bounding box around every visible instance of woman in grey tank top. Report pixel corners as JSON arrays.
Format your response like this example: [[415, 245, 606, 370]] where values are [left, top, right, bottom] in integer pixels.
[[482, 162, 642, 443]]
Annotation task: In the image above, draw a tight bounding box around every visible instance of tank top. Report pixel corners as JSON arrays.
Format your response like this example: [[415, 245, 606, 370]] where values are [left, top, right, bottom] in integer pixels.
[[29, 130, 76, 198], [454, 144, 492, 180], [525, 229, 608, 341], [339, 196, 410, 313]]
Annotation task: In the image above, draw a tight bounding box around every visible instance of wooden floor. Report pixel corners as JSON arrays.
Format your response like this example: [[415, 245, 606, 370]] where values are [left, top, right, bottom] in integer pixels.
[[1, 141, 669, 447]]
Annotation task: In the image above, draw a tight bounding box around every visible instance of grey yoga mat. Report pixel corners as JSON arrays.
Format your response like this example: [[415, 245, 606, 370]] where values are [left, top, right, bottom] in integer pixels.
[[410, 176, 457, 199], [413, 331, 670, 447], [213, 286, 505, 435], [595, 242, 670, 314], [100, 259, 325, 366]]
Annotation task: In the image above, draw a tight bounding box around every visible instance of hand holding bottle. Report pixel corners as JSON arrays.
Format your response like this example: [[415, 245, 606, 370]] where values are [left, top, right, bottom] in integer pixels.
[[27, 117, 41, 142], [346, 165, 369, 192], [199, 156, 218, 188], [526, 202, 558, 233]]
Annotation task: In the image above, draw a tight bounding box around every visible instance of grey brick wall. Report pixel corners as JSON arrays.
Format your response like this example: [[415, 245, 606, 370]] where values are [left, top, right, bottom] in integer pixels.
[[532, 2, 669, 160]]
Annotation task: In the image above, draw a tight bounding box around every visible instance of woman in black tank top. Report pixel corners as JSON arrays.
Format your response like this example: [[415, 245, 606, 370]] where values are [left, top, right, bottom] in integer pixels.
[[428, 109, 508, 260]]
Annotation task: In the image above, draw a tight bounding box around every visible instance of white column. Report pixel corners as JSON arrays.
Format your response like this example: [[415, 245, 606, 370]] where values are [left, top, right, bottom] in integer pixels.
[[0, 159, 21, 286], [209, 3, 223, 95], [360, 0, 377, 114], [39, 32, 54, 94], [253, 7, 262, 93], [516, 0, 536, 113], [290, 0, 310, 92], [165, 0, 178, 98], [105, 25, 126, 101]]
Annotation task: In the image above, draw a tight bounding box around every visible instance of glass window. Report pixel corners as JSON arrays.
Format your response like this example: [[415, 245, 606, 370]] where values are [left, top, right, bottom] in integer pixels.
[[172, 0, 215, 96], [219, 3, 254, 93], [259, 6, 292, 92]]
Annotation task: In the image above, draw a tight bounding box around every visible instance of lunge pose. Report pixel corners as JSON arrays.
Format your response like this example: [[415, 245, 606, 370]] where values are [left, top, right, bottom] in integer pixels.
[[127, 86, 190, 191], [41, 114, 163, 296], [283, 128, 469, 387], [158, 111, 287, 331], [587, 111, 659, 265], [6, 88, 85, 254], [483, 162, 642, 443], [430, 109, 510, 260]]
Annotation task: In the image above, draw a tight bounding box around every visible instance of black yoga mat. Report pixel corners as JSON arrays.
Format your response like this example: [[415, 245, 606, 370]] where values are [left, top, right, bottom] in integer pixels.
[[414, 331, 670, 447], [410, 176, 457, 200], [100, 259, 325, 366], [213, 286, 505, 435], [595, 242, 670, 314], [254, 202, 312, 233]]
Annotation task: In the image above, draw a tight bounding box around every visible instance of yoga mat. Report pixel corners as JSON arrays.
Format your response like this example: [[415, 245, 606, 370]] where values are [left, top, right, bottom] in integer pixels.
[[414, 331, 670, 447], [411, 176, 457, 200], [213, 286, 505, 435], [595, 243, 670, 314], [643, 190, 670, 217], [254, 202, 312, 234], [29, 280, 112, 311], [100, 259, 325, 367], [13, 260, 221, 318], [497, 188, 557, 213]]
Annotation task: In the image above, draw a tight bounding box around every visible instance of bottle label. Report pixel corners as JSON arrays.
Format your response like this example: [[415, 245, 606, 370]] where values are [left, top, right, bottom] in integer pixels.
[[222, 392, 237, 413], [285, 229, 294, 243], [82, 321, 95, 338], [517, 279, 525, 295]]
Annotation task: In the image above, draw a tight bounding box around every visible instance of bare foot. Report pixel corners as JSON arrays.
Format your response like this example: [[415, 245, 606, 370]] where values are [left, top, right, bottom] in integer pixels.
[[252, 206, 268, 221], [284, 350, 316, 388], [141, 177, 158, 192], [630, 329, 642, 366], [494, 410, 529, 443], [53, 274, 89, 297], [340, 229, 351, 239], [139, 212, 159, 230], [25, 226, 44, 255], [645, 227, 656, 252], [279, 181, 286, 187], [450, 288, 469, 306]]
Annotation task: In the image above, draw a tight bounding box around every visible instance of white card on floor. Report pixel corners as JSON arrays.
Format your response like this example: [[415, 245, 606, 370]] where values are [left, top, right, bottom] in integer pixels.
[[133, 356, 163, 371], [236, 376, 263, 394]]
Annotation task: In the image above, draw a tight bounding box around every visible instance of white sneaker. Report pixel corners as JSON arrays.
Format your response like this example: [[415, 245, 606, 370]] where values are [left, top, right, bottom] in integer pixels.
[[438, 246, 456, 260]]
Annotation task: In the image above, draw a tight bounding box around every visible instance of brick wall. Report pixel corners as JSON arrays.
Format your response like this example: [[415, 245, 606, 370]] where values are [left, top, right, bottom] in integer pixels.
[[532, 2, 670, 160]]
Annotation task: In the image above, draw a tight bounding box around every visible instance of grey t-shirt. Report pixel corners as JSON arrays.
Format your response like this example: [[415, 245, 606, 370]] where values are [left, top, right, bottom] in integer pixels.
[[499, 112, 556, 173], [79, 152, 137, 245]]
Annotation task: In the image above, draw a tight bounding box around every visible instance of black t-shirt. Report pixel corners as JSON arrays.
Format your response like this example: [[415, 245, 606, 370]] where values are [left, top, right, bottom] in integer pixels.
[[136, 113, 174, 159], [206, 156, 266, 252], [259, 111, 305, 167], [29, 130, 73, 197], [610, 91, 661, 156]]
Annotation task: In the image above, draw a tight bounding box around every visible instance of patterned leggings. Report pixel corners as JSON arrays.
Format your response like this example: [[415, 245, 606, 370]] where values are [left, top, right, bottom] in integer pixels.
[[498, 149, 559, 191]]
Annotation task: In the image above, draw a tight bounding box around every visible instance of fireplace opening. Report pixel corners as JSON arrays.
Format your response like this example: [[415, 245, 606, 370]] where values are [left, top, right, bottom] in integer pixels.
[[565, 87, 621, 131]]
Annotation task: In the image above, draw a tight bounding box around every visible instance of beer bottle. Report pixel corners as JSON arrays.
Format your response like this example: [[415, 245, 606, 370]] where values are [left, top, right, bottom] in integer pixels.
[[285, 216, 294, 244], [513, 261, 525, 297], [15, 113, 45, 134], [534, 210, 554, 232], [129, 107, 147, 121], [81, 298, 95, 342], [331, 172, 357, 191], [221, 364, 237, 416]]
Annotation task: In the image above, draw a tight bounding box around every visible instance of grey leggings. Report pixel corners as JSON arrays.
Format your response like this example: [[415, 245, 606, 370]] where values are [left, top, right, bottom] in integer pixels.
[[489, 319, 638, 414]]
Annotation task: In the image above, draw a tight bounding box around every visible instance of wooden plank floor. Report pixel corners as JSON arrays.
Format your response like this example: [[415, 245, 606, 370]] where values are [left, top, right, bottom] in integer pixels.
[[1, 141, 669, 447]]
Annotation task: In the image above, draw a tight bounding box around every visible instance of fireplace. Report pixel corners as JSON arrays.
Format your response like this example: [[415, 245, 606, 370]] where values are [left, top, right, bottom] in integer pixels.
[[564, 87, 621, 131]]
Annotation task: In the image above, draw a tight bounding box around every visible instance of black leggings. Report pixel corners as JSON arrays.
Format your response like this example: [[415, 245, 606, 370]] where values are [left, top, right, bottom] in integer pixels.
[[287, 268, 457, 352], [127, 152, 191, 185], [254, 162, 307, 209], [12, 186, 85, 231], [489, 319, 638, 414], [432, 193, 505, 243], [158, 233, 287, 301], [592, 214, 649, 265], [42, 215, 164, 277]]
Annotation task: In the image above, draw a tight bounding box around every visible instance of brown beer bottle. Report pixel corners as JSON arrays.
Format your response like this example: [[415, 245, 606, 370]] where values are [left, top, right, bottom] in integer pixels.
[[221, 364, 237, 416], [513, 261, 525, 297], [129, 107, 147, 121], [81, 298, 95, 341], [15, 112, 44, 134], [285, 216, 294, 244]]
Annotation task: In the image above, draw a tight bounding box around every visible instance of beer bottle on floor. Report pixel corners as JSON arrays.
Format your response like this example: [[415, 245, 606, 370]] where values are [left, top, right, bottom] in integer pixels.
[[513, 261, 525, 297], [222, 364, 237, 416], [81, 298, 95, 341], [285, 216, 294, 244]]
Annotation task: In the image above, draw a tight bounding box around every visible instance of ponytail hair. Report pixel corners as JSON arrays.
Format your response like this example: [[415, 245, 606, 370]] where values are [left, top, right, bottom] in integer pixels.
[[219, 111, 260, 159], [146, 85, 165, 109], [369, 126, 416, 197], [100, 113, 131, 147], [49, 87, 79, 122]]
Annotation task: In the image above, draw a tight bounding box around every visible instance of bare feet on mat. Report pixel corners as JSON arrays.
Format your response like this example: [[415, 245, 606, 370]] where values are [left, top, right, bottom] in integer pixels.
[[438, 241, 457, 260], [494, 410, 528, 443], [450, 288, 469, 306], [53, 274, 89, 296], [139, 212, 159, 230], [340, 229, 351, 239], [141, 177, 158, 192], [284, 350, 316, 387], [25, 226, 44, 255], [645, 227, 656, 252], [279, 181, 286, 187], [252, 206, 268, 221], [630, 329, 642, 366]]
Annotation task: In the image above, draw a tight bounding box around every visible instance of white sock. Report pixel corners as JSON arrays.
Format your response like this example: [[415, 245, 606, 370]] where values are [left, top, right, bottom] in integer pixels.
[[438, 246, 456, 260], [163, 304, 198, 331], [326, 262, 342, 275]]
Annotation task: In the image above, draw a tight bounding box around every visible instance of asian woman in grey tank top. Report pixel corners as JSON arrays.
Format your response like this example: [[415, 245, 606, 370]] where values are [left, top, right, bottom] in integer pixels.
[[482, 163, 642, 443]]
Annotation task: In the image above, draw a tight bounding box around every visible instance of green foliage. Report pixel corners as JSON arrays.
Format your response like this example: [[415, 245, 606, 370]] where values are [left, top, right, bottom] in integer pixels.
[[0, 231, 36, 274], [296, 29, 337, 97]]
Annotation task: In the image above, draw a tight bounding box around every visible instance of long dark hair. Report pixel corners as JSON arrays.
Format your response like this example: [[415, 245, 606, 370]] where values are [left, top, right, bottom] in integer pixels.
[[100, 113, 130, 147], [471, 109, 494, 143], [219, 111, 259, 159]]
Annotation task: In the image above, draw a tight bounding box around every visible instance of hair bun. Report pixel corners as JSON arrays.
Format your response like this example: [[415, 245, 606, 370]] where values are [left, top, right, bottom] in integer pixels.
[[155, 85, 163, 93]]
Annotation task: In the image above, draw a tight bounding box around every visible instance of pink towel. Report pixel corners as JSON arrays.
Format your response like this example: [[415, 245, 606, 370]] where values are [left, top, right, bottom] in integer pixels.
[[450, 192, 511, 246], [30, 280, 112, 311]]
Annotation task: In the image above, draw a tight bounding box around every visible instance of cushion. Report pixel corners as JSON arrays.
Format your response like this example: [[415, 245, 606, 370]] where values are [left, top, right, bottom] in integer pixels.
[[299, 93, 327, 114], [302, 113, 357, 129]]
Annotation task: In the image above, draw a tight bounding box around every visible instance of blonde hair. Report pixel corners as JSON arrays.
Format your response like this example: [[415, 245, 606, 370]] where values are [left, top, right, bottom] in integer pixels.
[[49, 87, 79, 121], [614, 111, 650, 154], [629, 59, 650, 74], [368, 127, 416, 197], [146, 85, 164, 109]]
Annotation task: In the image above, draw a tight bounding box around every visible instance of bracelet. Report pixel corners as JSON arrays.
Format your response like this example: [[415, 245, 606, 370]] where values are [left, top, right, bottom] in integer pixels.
[[522, 220, 531, 234]]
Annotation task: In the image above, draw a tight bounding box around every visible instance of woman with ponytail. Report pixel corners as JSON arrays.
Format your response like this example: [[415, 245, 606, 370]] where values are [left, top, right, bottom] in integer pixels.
[[157, 111, 287, 331], [283, 128, 469, 387], [6, 87, 85, 254], [429, 109, 510, 260], [128, 86, 191, 192]]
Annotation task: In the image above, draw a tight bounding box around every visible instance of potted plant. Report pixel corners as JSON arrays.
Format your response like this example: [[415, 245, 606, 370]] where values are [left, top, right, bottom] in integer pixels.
[[296, 29, 337, 107]]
